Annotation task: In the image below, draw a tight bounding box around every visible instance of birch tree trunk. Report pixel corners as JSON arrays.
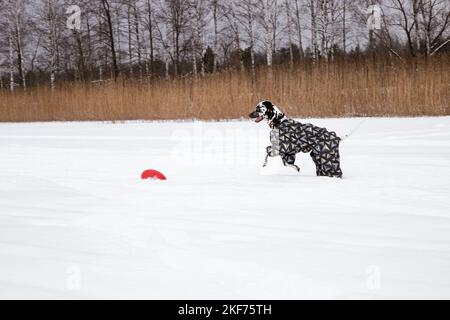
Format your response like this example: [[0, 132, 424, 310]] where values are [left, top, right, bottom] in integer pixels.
[[9, 33, 15, 92], [413, 0, 421, 55], [133, 2, 143, 79], [309, 0, 318, 62], [74, 30, 86, 81], [46, 0, 57, 90], [127, 4, 134, 77], [212, 0, 219, 73], [329, 0, 337, 60], [342, 0, 346, 54], [196, 0, 205, 76], [99, 63, 103, 82], [421, 1, 432, 56], [191, 0, 205, 77], [294, 0, 304, 58], [165, 20, 172, 79], [100, 0, 119, 80], [192, 37, 198, 77], [285, 0, 294, 68], [147, 0, 155, 76], [189, 2, 198, 77], [86, 14, 93, 66], [272, 0, 278, 54], [263, 0, 275, 69], [115, 6, 122, 66], [319, 0, 329, 60], [245, 0, 256, 76], [13, 8, 26, 89]]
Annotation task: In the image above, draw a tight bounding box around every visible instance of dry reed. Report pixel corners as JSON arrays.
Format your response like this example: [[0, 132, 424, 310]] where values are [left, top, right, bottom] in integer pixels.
[[0, 55, 448, 122]]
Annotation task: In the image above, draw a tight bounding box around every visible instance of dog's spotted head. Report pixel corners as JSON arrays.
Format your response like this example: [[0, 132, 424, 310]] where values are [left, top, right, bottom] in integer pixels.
[[249, 101, 286, 127]]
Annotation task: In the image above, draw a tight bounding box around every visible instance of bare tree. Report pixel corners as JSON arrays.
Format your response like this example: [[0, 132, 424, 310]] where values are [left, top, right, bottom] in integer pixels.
[[413, 0, 421, 53], [211, 0, 220, 72], [388, 0, 417, 56], [134, 1, 143, 78], [160, 0, 190, 76], [293, 0, 304, 58], [153, 1, 174, 78], [285, 0, 294, 68], [0, 0, 448, 88], [9, 32, 15, 91], [0, 1, 16, 91], [224, 1, 245, 71], [4, 0, 27, 88], [42, 0, 58, 89], [308, 0, 319, 61], [418, 0, 450, 56], [127, 1, 134, 77], [236, 0, 257, 74], [100, 0, 119, 80], [315, 0, 342, 60], [342, 0, 347, 53], [190, 0, 207, 76], [259, 0, 277, 68], [145, 0, 155, 76]]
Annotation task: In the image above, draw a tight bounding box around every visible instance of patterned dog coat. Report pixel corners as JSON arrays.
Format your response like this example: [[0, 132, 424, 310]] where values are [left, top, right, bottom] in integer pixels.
[[268, 119, 343, 178]]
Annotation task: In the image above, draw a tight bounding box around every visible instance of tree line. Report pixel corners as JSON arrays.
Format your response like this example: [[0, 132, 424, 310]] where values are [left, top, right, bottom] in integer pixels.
[[0, 0, 449, 90]]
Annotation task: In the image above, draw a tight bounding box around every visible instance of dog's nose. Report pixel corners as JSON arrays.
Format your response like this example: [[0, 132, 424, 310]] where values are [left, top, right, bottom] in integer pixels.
[[249, 111, 259, 118]]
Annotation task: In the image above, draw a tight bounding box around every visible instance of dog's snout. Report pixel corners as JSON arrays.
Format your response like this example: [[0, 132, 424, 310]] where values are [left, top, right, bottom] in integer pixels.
[[249, 111, 259, 118]]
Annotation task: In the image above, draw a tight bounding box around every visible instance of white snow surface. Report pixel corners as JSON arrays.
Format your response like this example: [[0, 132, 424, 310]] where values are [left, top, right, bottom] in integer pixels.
[[0, 117, 450, 300]]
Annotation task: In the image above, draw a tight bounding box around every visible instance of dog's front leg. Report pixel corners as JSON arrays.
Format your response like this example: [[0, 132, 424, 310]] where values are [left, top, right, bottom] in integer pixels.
[[263, 153, 270, 167], [263, 146, 278, 167]]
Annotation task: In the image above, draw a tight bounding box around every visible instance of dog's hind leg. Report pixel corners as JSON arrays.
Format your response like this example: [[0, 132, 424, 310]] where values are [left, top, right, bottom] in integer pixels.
[[282, 154, 301, 173], [310, 139, 343, 178], [285, 163, 301, 172]]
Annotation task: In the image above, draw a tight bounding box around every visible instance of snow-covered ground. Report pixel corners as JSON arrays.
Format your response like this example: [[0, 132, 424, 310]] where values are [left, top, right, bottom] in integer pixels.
[[0, 117, 449, 299]]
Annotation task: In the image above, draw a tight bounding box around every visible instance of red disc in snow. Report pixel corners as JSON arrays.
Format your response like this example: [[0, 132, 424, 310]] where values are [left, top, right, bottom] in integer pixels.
[[141, 169, 167, 180]]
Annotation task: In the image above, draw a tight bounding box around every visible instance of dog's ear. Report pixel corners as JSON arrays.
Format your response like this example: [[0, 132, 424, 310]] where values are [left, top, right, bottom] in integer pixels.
[[262, 101, 274, 109], [261, 101, 274, 119]]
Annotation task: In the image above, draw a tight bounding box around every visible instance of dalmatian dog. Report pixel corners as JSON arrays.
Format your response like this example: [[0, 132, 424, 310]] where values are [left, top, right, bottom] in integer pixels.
[[249, 101, 343, 178]]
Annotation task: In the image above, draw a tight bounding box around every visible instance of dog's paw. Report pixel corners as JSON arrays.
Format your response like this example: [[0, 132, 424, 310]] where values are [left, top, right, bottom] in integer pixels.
[[287, 164, 301, 173]]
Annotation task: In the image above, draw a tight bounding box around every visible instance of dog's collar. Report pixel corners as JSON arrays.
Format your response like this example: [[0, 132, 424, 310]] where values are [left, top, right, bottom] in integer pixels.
[[269, 116, 287, 128]]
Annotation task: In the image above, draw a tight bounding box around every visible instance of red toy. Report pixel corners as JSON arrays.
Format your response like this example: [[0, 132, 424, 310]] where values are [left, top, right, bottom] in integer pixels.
[[141, 169, 167, 181]]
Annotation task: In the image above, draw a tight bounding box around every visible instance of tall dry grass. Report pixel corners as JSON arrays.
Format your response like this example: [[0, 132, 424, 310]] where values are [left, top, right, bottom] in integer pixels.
[[0, 55, 448, 122]]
